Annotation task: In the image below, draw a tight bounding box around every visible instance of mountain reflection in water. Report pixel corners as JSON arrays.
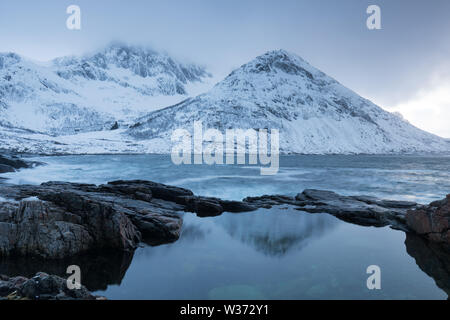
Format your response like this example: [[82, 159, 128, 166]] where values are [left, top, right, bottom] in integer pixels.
[[214, 207, 338, 256], [1, 206, 449, 299]]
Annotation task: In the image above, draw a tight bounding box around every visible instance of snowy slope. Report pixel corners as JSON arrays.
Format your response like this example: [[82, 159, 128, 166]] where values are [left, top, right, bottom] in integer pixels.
[[0, 44, 211, 136], [128, 50, 450, 154]]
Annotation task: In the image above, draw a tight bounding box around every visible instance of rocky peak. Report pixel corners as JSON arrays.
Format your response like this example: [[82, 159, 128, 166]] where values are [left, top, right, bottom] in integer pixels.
[[0, 53, 22, 70], [236, 50, 315, 79], [53, 43, 210, 84]]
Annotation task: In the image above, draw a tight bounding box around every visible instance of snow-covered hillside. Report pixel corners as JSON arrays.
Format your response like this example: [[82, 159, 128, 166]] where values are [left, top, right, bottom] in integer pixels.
[[0, 44, 211, 136], [128, 50, 450, 154], [1, 48, 449, 155]]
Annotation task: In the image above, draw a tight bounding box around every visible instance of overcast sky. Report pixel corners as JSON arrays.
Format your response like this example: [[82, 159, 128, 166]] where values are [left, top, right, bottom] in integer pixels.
[[1, 0, 449, 137]]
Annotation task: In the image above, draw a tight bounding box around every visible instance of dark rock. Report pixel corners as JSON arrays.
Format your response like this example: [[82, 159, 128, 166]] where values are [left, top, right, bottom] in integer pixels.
[[35, 190, 142, 252], [108, 180, 193, 202], [131, 212, 182, 245], [110, 121, 119, 130], [219, 200, 257, 213], [0, 154, 43, 172], [0, 249, 134, 292], [0, 272, 98, 300], [3, 177, 446, 261], [246, 190, 450, 247], [0, 179, 263, 257], [179, 195, 258, 217], [195, 199, 224, 217], [294, 189, 414, 229], [0, 155, 29, 169], [0, 180, 212, 258], [179, 196, 223, 217], [9, 272, 97, 300], [244, 195, 298, 208], [244, 189, 417, 230], [0, 198, 140, 259], [406, 194, 450, 246], [0, 164, 15, 174], [0, 275, 27, 297], [405, 233, 450, 298]]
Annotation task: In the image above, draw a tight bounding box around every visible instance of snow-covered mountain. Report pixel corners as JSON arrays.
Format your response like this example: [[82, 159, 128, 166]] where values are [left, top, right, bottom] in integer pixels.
[[0, 48, 449, 155], [128, 50, 450, 154], [0, 44, 211, 136]]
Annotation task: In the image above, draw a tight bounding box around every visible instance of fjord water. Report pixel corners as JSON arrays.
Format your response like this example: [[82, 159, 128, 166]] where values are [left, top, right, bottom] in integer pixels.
[[3, 154, 450, 299]]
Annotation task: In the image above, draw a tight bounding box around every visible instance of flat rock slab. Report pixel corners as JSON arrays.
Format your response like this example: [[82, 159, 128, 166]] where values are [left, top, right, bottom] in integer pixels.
[[245, 189, 450, 247], [244, 189, 419, 231], [0, 249, 133, 292], [1, 178, 448, 260], [0, 272, 98, 300]]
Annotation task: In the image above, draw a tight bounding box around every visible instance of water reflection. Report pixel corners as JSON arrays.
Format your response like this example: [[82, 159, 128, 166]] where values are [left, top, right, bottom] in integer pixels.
[[180, 222, 212, 242], [405, 233, 450, 299], [1, 208, 449, 299], [0, 250, 134, 292], [214, 207, 339, 256]]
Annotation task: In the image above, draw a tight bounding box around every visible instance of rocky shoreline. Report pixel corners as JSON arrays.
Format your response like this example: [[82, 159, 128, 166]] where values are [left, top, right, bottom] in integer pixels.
[[0, 157, 449, 299], [0, 180, 260, 259], [0, 154, 43, 174]]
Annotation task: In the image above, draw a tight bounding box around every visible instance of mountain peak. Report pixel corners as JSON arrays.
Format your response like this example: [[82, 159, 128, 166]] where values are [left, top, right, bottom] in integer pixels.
[[128, 50, 449, 154], [49, 44, 211, 90], [0, 46, 212, 136], [98, 42, 159, 59], [261, 49, 302, 62], [234, 49, 316, 80]]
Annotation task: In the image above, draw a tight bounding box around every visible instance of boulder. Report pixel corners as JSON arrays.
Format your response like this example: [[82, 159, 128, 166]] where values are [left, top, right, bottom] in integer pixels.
[[178, 195, 257, 217], [0, 155, 30, 169], [406, 194, 450, 246], [0, 272, 98, 300], [0, 198, 140, 259], [0, 154, 43, 174], [0, 249, 134, 292], [0, 179, 262, 257], [131, 212, 182, 245]]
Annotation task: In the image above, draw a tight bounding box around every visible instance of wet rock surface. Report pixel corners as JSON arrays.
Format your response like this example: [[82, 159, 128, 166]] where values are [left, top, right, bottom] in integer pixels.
[[0, 154, 43, 174], [0, 180, 254, 258], [245, 189, 419, 230], [0, 272, 98, 300], [0, 194, 141, 259], [406, 194, 450, 246]]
